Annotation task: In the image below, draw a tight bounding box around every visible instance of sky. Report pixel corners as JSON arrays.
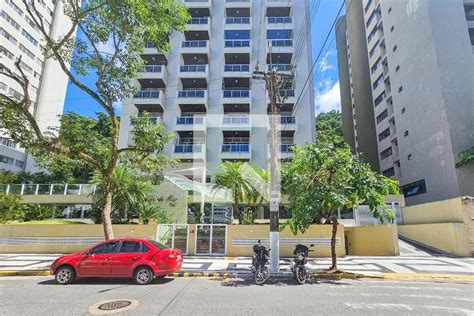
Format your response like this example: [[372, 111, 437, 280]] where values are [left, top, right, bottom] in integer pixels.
[[63, 0, 343, 117]]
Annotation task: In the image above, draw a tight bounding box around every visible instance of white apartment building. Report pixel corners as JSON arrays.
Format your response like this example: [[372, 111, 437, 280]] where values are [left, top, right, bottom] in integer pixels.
[[338, 0, 474, 205], [0, 0, 73, 172], [118, 0, 315, 182]]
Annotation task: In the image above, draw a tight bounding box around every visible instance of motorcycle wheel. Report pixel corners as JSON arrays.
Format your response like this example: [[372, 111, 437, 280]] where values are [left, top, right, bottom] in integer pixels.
[[296, 266, 306, 284], [255, 266, 269, 285]]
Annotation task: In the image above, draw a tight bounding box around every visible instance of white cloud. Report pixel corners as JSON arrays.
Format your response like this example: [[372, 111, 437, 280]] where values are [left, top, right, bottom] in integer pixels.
[[314, 80, 341, 114], [317, 50, 335, 73]]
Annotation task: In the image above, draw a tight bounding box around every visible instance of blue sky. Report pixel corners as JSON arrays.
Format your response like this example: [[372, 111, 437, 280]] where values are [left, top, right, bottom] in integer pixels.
[[63, 1, 343, 117]]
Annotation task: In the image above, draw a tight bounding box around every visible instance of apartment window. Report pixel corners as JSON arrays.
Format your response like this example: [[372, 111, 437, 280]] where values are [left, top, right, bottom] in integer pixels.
[[392, 45, 397, 52], [374, 91, 386, 106], [5, 0, 23, 16], [378, 127, 391, 141], [367, 25, 378, 43], [400, 179, 427, 197], [0, 137, 16, 148], [401, 107, 406, 114], [225, 30, 250, 39], [19, 44, 36, 60], [366, 6, 380, 27], [407, 154, 412, 160], [0, 45, 14, 60], [373, 73, 385, 89], [371, 57, 382, 74], [25, 15, 40, 32], [22, 30, 38, 46], [0, 82, 7, 92], [376, 109, 388, 124], [0, 155, 14, 165], [364, 0, 373, 13], [404, 130, 409, 137], [15, 160, 25, 168], [1, 10, 21, 30], [8, 87, 22, 100], [20, 61, 33, 75], [388, 7, 392, 14], [0, 27, 18, 45], [380, 147, 393, 160], [395, 65, 400, 72], [390, 25, 395, 32], [398, 86, 403, 92], [369, 40, 380, 58], [267, 29, 293, 40], [382, 167, 395, 177]]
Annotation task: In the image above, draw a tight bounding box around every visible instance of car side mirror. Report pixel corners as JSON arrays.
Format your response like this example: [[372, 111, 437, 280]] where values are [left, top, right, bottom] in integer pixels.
[[310, 244, 315, 247], [258, 239, 261, 244]]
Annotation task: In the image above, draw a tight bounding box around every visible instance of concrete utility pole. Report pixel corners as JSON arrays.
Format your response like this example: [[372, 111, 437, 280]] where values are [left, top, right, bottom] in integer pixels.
[[253, 43, 294, 273]]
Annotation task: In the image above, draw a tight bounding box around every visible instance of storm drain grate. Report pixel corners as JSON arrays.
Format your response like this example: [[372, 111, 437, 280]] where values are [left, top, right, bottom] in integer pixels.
[[98, 300, 132, 311], [88, 299, 139, 315]]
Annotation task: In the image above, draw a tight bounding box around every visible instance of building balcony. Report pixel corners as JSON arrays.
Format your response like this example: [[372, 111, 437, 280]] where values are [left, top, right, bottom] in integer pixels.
[[222, 115, 251, 131], [224, 17, 251, 29], [221, 143, 251, 160], [184, 0, 212, 9], [222, 89, 251, 103], [175, 116, 207, 132], [266, 0, 293, 6], [178, 64, 209, 79], [267, 89, 295, 103], [174, 143, 206, 162], [131, 115, 163, 126], [266, 17, 293, 29], [223, 64, 251, 76], [268, 144, 295, 160], [225, 0, 251, 8], [187, 17, 211, 34], [267, 39, 293, 53], [177, 90, 208, 109], [181, 40, 209, 55], [224, 40, 251, 53], [133, 90, 164, 106], [269, 116, 297, 131], [267, 64, 293, 73], [138, 65, 167, 84]]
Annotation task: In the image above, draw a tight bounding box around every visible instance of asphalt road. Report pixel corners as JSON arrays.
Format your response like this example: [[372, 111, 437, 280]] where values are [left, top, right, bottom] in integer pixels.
[[1, 276, 473, 315]]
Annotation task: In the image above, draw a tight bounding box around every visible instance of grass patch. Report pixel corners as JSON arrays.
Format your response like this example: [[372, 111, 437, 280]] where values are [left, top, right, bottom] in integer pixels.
[[14, 220, 88, 225]]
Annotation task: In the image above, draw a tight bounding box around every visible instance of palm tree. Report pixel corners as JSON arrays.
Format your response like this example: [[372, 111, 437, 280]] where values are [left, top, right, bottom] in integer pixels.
[[132, 199, 172, 224]]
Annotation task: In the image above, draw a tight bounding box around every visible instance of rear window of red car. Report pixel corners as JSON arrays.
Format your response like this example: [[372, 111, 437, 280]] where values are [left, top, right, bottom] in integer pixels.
[[148, 240, 169, 250]]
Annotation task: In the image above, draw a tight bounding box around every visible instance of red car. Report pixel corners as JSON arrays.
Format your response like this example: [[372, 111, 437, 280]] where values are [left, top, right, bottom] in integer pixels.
[[50, 238, 183, 285]]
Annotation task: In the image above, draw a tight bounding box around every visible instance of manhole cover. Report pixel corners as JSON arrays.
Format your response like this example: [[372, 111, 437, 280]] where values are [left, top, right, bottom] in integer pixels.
[[88, 299, 139, 315], [98, 300, 132, 311]]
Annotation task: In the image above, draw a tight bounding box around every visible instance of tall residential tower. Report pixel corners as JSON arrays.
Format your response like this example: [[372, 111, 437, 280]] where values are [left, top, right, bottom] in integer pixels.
[[0, 0, 73, 172], [118, 0, 315, 182], [337, 0, 474, 205]]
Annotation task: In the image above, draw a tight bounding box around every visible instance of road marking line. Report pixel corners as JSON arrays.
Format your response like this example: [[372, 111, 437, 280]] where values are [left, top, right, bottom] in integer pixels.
[[345, 303, 413, 311], [424, 306, 474, 315]]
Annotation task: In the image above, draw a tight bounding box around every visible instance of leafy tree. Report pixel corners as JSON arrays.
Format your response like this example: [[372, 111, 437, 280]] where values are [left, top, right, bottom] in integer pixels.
[[0, 193, 26, 223], [0, 170, 17, 184], [0, 1, 189, 239], [24, 204, 59, 221], [315, 110, 345, 147], [132, 199, 172, 225], [282, 142, 399, 272], [456, 146, 474, 168]]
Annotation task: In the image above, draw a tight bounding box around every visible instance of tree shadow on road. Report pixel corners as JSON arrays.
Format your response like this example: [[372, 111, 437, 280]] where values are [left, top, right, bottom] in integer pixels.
[[220, 276, 353, 288]]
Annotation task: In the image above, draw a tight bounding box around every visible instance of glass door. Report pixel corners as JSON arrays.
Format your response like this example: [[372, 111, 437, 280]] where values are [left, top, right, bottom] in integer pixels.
[[196, 224, 227, 255], [157, 224, 189, 254]]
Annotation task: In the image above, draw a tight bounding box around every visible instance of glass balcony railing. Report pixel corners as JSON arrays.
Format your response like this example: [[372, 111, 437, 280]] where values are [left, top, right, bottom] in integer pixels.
[[225, 40, 250, 47], [223, 89, 250, 98], [143, 65, 163, 73], [134, 90, 161, 98], [267, 17, 292, 24], [267, 64, 293, 71], [131, 116, 162, 125], [223, 115, 250, 124], [222, 143, 250, 153], [176, 116, 205, 125], [280, 144, 295, 153], [224, 64, 250, 72], [226, 17, 250, 24], [0, 184, 95, 196], [178, 90, 206, 98], [279, 89, 295, 97], [145, 42, 155, 48], [182, 40, 208, 48], [269, 39, 293, 47], [188, 17, 209, 24], [174, 144, 203, 153], [466, 15, 474, 21], [180, 65, 207, 72], [279, 116, 296, 124]]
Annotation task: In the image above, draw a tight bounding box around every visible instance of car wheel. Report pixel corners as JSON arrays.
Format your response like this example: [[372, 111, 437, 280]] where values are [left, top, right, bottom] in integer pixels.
[[55, 265, 75, 285], [133, 266, 154, 285]]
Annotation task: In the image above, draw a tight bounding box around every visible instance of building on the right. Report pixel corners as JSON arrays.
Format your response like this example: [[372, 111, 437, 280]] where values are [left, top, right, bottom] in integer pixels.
[[336, 0, 474, 206]]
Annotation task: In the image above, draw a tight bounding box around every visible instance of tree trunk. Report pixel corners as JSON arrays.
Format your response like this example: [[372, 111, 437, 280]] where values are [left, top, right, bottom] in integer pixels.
[[101, 184, 114, 240], [330, 216, 338, 271]]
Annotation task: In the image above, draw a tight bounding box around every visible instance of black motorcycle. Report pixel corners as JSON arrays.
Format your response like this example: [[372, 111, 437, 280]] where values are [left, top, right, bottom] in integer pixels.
[[291, 244, 314, 284], [251, 240, 271, 285]]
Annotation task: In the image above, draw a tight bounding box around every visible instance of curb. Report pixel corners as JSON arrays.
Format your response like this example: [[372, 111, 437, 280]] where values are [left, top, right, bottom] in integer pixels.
[[0, 270, 50, 277]]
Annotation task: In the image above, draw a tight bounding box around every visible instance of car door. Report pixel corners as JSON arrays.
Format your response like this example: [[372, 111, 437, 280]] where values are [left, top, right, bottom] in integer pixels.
[[78, 241, 120, 276], [110, 241, 147, 276]]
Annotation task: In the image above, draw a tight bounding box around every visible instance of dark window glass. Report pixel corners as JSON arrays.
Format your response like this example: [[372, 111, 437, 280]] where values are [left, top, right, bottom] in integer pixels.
[[90, 241, 120, 254], [378, 127, 391, 141], [141, 244, 150, 253], [118, 241, 141, 253], [266, 29, 292, 39], [382, 167, 395, 177], [148, 240, 169, 250], [224, 30, 250, 39], [376, 109, 388, 124], [400, 179, 427, 197], [380, 146, 393, 159]]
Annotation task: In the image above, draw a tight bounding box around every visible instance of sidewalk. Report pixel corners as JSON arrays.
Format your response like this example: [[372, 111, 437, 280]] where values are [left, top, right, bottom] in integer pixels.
[[0, 253, 473, 281]]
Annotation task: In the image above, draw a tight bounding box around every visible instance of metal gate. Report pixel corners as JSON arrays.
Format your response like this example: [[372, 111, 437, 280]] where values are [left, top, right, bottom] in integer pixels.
[[195, 224, 227, 255], [157, 224, 189, 254]]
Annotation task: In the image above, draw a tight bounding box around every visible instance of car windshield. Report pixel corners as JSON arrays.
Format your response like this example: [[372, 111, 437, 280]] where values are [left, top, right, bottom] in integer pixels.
[[148, 240, 169, 250]]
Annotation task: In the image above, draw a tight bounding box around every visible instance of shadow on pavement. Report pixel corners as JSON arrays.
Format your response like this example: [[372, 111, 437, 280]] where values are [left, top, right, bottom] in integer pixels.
[[37, 276, 175, 286], [220, 276, 353, 287]]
